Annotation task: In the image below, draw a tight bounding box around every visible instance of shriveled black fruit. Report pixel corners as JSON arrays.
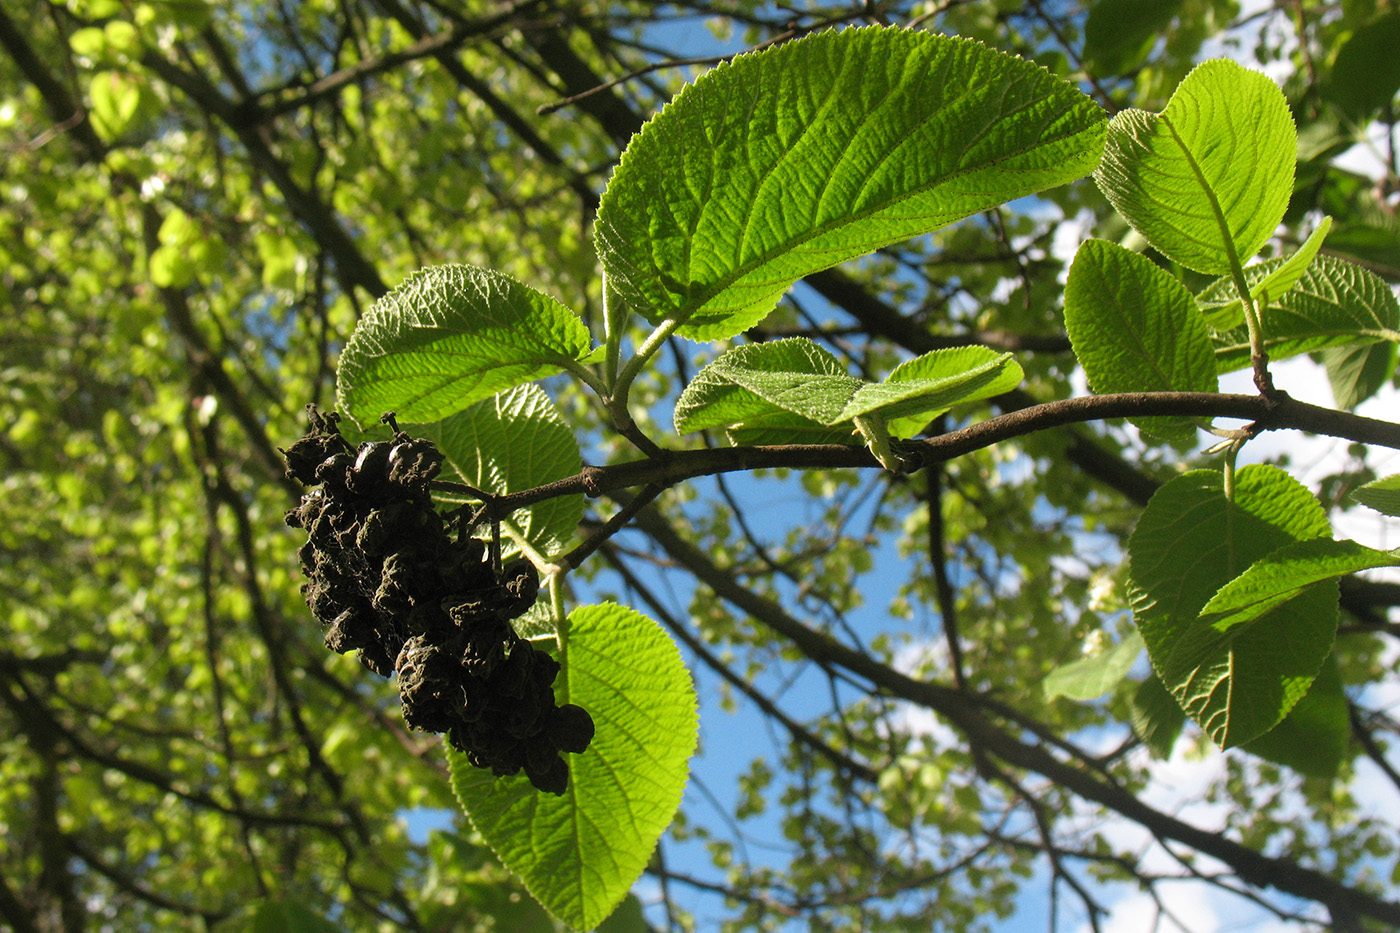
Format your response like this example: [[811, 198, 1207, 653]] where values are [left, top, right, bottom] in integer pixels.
[[282, 404, 595, 795]]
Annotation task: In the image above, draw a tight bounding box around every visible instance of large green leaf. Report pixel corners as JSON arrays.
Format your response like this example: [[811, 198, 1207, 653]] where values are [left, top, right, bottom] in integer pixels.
[[596, 26, 1106, 341], [1095, 59, 1295, 274], [1209, 255, 1400, 372], [336, 265, 593, 428], [1127, 465, 1335, 748], [419, 384, 583, 559], [1063, 239, 1217, 440], [451, 603, 696, 932]]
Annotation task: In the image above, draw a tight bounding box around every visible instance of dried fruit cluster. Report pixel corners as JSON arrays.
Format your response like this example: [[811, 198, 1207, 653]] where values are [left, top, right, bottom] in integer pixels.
[[282, 406, 593, 794]]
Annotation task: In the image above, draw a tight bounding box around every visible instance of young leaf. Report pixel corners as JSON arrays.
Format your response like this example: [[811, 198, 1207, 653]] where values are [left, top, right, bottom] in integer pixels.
[[1195, 216, 1332, 330], [1043, 630, 1145, 701], [451, 604, 697, 932], [336, 265, 593, 429], [1198, 537, 1400, 633], [596, 26, 1106, 341], [674, 340, 1020, 446], [1210, 255, 1400, 372], [418, 384, 583, 557], [673, 339, 863, 444], [1063, 239, 1217, 440], [1353, 473, 1400, 517], [1241, 657, 1348, 780], [837, 346, 1023, 438], [1127, 465, 1335, 749], [1095, 58, 1295, 274]]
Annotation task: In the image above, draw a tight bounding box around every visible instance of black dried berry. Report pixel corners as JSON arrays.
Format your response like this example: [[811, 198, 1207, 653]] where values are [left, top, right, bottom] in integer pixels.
[[283, 405, 593, 794]]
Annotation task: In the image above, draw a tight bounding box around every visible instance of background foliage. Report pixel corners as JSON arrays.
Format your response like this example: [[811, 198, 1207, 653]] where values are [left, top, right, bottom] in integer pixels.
[[2, 1, 1399, 931]]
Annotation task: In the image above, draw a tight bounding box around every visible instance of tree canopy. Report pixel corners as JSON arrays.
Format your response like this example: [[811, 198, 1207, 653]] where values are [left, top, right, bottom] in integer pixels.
[[3, 1, 1400, 931]]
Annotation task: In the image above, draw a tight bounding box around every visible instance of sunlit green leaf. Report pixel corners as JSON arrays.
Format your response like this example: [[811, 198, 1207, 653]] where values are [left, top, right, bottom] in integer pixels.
[[597, 26, 1105, 340], [1199, 537, 1400, 632], [451, 604, 697, 932], [1064, 239, 1217, 439], [337, 265, 593, 428], [1095, 58, 1295, 274], [1210, 255, 1400, 372], [838, 347, 1023, 438], [1195, 216, 1332, 330], [1128, 465, 1335, 748], [1354, 473, 1400, 517]]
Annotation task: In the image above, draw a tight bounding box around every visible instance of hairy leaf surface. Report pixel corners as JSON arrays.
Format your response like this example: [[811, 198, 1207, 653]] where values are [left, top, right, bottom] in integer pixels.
[[1209, 255, 1400, 372], [1128, 466, 1335, 748], [337, 265, 592, 428], [1064, 239, 1216, 440], [1095, 59, 1294, 274], [596, 26, 1105, 340]]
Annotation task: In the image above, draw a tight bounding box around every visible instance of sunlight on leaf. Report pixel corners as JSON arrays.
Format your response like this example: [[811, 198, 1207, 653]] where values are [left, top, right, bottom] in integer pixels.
[[451, 604, 697, 932], [597, 26, 1105, 340], [1095, 58, 1295, 274], [337, 265, 593, 428], [1127, 466, 1335, 748]]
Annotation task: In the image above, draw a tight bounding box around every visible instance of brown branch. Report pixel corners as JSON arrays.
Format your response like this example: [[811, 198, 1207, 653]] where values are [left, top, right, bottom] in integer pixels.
[[485, 391, 1400, 515]]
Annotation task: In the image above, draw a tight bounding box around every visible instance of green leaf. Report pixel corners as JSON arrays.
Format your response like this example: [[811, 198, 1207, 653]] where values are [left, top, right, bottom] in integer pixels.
[[1242, 656, 1349, 779], [837, 347, 1023, 438], [451, 604, 697, 932], [1129, 674, 1186, 758], [336, 265, 593, 429], [1321, 340, 1397, 409], [1127, 465, 1335, 748], [596, 26, 1106, 341], [419, 384, 583, 559], [1324, 12, 1400, 120], [1210, 255, 1400, 372], [1043, 630, 1144, 701], [1199, 537, 1400, 632], [673, 339, 863, 445], [1063, 239, 1217, 440], [89, 70, 144, 141], [1082, 0, 1184, 76], [674, 340, 1020, 446], [1195, 216, 1332, 330], [1095, 58, 1295, 274], [1353, 473, 1400, 517]]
